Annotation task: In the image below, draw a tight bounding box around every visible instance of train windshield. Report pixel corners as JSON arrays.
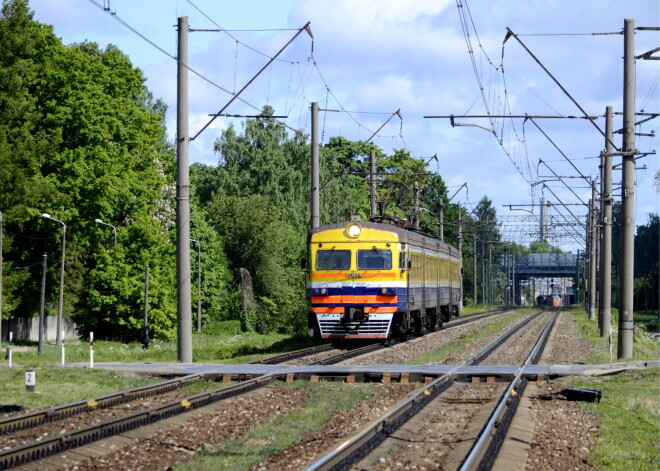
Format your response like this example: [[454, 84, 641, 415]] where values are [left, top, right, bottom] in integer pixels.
[[316, 249, 351, 270], [357, 248, 392, 270]]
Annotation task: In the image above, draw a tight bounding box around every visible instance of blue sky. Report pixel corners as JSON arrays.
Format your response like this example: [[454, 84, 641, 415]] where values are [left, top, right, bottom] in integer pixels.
[[30, 0, 659, 251]]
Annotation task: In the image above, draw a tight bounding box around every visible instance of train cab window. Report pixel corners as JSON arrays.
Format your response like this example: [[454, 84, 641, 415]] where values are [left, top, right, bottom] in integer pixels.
[[357, 247, 392, 270], [316, 249, 351, 270]]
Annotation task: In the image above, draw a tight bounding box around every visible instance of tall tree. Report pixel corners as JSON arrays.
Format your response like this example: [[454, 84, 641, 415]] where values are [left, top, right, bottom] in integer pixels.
[[0, 1, 178, 340]]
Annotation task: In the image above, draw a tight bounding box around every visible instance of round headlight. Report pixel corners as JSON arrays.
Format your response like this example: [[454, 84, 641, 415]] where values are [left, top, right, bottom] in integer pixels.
[[381, 288, 387, 295], [346, 223, 361, 238], [320, 288, 327, 295]]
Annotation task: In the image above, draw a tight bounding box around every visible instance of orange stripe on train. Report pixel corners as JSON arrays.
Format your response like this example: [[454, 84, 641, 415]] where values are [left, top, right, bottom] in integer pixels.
[[311, 272, 396, 279], [311, 295, 397, 304], [311, 306, 396, 313]]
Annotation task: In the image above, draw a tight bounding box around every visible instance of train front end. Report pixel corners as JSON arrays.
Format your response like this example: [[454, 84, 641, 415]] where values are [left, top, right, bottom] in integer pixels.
[[305, 221, 404, 339]]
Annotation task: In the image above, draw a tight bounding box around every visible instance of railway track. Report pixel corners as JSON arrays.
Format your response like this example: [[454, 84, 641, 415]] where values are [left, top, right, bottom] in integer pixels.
[[0, 374, 204, 436], [304, 308, 558, 471], [0, 306, 522, 470], [251, 307, 517, 367], [0, 375, 274, 470]]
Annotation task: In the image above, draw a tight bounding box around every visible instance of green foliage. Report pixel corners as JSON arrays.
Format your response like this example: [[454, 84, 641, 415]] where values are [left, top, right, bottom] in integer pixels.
[[0, 1, 177, 340], [633, 213, 658, 313]]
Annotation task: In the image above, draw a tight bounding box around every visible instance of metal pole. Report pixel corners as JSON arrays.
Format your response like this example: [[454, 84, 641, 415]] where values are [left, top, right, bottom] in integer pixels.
[[94, 219, 117, 249], [588, 183, 597, 321], [369, 150, 376, 220], [38, 254, 46, 355], [311, 102, 320, 229], [618, 19, 636, 359], [177, 16, 193, 362]]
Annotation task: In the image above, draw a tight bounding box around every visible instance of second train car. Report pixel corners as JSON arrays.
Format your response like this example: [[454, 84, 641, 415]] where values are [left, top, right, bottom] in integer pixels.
[[305, 218, 461, 339]]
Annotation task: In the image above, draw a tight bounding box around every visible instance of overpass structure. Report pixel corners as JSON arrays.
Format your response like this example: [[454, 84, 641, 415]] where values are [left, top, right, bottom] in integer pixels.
[[504, 253, 580, 305]]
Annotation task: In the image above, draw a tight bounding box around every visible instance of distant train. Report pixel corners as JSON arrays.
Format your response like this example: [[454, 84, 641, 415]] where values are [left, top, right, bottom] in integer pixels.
[[304, 219, 461, 340], [536, 294, 562, 307]]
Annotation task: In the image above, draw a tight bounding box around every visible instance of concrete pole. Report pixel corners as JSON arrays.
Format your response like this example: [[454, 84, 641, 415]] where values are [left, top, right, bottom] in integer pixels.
[[488, 244, 495, 303], [473, 234, 477, 305], [540, 197, 548, 242], [512, 256, 516, 305], [144, 264, 149, 342], [618, 19, 636, 359], [176, 16, 193, 362], [38, 254, 46, 355], [0, 211, 2, 344], [413, 182, 420, 230], [585, 202, 591, 313], [369, 150, 376, 220], [481, 241, 485, 304], [576, 249, 581, 303], [507, 251, 510, 305], [311, 102, 320, 229], [458, 212, 463, 310], [439, 203, 444, 241], [56, 224, 65, 346], [588, 183, 597, 321]]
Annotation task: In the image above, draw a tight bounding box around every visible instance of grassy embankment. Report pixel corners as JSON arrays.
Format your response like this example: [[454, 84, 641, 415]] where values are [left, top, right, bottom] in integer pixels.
[[561, 306, 659, 471]]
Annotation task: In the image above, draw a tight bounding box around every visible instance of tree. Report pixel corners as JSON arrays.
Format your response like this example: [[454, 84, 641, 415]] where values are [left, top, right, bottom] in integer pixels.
[[0, 1, 178, 340], [634, 213, 659, 313]]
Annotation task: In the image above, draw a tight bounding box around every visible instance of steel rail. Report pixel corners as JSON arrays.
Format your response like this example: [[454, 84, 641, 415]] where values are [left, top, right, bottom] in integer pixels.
[[247, 344, 336, 364], [309, 306, 519, 366], [0, 373, 204, 435], [459, 310, 560, 471], [304, 309, 548, 471], [0, 374, 273, 470]]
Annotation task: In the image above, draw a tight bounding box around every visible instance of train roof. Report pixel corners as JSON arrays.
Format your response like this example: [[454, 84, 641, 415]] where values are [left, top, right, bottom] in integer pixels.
[[310, 220, 459, 256]]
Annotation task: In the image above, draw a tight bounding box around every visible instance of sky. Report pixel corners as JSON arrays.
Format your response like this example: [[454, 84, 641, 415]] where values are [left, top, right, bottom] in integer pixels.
[[29, 0, 659, 252]]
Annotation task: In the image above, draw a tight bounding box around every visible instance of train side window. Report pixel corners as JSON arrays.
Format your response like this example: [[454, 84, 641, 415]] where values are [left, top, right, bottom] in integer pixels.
[[399, 251, 407, 270]]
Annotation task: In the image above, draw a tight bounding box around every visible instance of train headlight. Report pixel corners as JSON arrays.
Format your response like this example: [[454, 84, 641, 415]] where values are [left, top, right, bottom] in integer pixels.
[[346, 223, 361, 238], [381, 288, 387, 295], [320, 288, 327, 295]]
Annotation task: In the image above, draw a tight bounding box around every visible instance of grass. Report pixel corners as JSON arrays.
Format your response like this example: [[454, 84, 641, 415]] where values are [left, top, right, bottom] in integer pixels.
[[0, 366, 219, 411], [567, 306, 660, 364], [4, 321, 322, 367], [175, 381, 380, 471], [0, 367, 160, 409], [460, 303, 504, 315], [562, 306, 659, 470], [566, 369, 660, 471]]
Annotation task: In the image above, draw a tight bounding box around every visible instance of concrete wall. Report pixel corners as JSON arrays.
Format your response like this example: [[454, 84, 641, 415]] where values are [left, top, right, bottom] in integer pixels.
[[1, 317, 78, 342]]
